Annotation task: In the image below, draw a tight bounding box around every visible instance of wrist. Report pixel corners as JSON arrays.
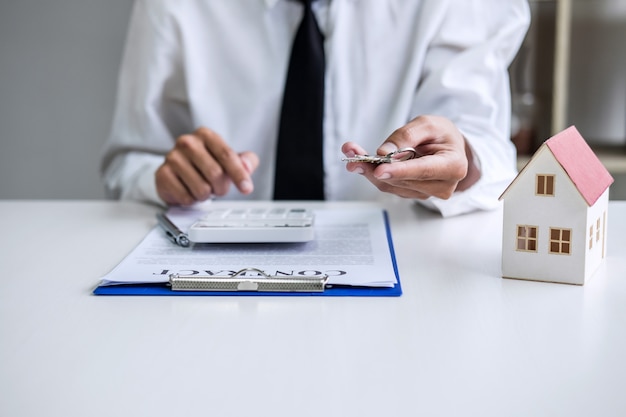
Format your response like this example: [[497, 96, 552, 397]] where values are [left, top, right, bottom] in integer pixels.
[[456, 139, 481, 192]]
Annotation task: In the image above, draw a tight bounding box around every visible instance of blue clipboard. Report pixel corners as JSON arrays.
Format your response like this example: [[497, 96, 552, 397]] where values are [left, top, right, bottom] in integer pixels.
[[93, 211, 402, 297]]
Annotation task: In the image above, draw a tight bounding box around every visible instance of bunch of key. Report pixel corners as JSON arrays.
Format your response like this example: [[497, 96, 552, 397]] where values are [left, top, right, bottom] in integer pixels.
[[342, 147, 418, 164]]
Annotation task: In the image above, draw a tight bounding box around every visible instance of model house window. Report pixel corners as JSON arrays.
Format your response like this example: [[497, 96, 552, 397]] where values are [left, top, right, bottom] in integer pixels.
[[596, 218, 601, 242], [589, 226, 593, 250], [549, 228, 571, 255], [516, 225, 538, 252], [536, 174, 555, 196]]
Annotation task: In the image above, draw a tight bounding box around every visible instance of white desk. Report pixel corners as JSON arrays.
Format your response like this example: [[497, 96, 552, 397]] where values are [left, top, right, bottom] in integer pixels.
[[1, 200, 625, 417]]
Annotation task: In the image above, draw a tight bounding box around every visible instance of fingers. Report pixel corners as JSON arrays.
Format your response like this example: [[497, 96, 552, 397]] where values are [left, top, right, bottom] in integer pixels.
[[341, 141, 369, 157], [341, 141, 376, 175], [155, 127, 259, 206], [379, 115, 467, 156], [372, 156, 465, 200], [239, 151, 260, 174], [342, 115, 471, 200], [188, 127, 253, 196], [156, 162, 197, 206], [171, 132, 221, 198]]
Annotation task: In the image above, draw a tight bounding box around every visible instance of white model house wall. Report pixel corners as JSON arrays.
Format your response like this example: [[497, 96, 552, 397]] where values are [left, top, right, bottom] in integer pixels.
[[502, 146, 593, 284]]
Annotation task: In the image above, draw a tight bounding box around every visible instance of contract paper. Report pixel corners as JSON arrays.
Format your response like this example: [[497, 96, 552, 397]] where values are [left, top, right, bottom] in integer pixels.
[[99, 206, 398, 288]]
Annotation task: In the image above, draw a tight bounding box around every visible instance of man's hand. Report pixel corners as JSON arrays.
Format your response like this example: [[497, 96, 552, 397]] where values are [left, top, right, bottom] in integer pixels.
[[342, 115, 480, 200], [156, 127, 259, 206]]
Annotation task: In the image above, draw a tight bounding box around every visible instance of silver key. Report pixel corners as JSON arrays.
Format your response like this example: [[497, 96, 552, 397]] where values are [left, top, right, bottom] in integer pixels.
[[342, 147, 418, 164]]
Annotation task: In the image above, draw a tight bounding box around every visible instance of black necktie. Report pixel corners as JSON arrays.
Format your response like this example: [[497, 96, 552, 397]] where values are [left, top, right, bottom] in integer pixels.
[[273, 0, 325, 200]]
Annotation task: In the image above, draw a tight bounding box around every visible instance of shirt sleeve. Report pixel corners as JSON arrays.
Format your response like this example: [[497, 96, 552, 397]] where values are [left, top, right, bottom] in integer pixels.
[[100, 0, 190, 205], [411, 0, 531, 217]]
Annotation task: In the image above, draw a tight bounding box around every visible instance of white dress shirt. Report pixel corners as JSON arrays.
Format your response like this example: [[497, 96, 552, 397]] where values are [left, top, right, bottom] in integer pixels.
[[101, 0, 530, 216]]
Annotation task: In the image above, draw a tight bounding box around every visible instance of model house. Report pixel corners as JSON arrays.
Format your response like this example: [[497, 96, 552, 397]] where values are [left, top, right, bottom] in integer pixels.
[[499, 126, 614, 285]]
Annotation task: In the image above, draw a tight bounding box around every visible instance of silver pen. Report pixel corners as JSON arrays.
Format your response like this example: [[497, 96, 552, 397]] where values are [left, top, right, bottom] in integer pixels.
[[156, 212, 190, 247]]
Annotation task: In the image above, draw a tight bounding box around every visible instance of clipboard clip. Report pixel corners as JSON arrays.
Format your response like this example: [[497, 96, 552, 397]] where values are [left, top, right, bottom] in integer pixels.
[[169, 268, 329, 292]]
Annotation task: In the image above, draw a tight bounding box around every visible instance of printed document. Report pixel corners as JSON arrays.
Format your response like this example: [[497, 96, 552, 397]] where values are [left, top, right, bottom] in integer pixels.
[[99, 206, 398, 288]]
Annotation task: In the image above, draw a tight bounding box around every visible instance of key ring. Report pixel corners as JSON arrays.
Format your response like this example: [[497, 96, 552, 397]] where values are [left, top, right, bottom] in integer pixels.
[[385, 147, 418, 162], [342, 147, 418, 164]]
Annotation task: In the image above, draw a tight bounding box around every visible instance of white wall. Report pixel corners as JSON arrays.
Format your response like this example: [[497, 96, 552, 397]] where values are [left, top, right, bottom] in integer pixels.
[[0, 0, 133, 199]]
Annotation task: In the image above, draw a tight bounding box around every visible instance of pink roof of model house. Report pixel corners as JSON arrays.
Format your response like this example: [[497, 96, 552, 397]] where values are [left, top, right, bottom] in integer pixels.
[[545, 126, 614, 206], [499, 126, 614, 205]]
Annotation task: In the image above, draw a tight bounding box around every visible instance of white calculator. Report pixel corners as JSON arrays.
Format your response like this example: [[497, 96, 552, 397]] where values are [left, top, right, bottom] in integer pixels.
[[187, 207, 315, 243]]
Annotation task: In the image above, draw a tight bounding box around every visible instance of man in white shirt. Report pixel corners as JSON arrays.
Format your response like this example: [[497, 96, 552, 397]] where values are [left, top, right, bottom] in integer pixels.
[[101, 0, 530, 217]]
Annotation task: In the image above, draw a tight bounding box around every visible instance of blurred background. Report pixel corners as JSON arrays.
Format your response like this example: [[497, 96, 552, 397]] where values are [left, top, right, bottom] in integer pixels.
[[1, 0, 625, 200], [510, 0, 626, 199], [0, 0, 132, 199]]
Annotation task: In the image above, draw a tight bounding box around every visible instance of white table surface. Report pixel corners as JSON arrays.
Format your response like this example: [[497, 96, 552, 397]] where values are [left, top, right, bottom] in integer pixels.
[[1, 199, 625, 417]]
